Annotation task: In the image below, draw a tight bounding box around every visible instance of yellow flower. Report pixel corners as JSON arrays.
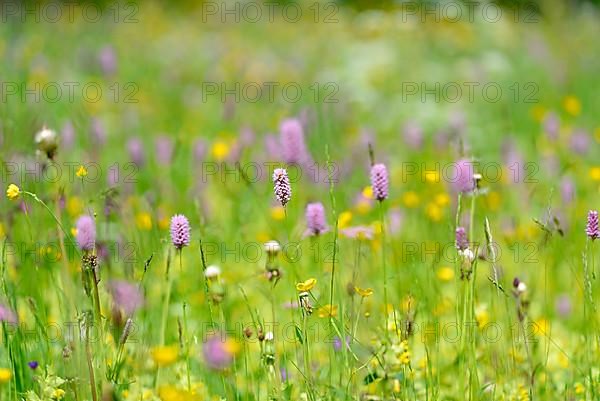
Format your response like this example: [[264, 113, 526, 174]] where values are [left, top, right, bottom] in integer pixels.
[[355, 198, 372, 214], [223, 338, 242, 354], [530, 105, 546, 122], [574, 382, 585, 395], [66, 196, 84, 217], [485, 191, 501, 211], [317, 304, 338, 318], [159, 385, 202, 401], [362, 186, 373, 199], [402, 191, 420, 208], [425, 203, 442, 222], [436, 266, 454, 282], [53, 388, 66, 399], [136, 212, 153, 230], [337, 211, 352, 229], [76, 165, 88, 178], [590, 167, 600, 181], [6, 184, 20, 200], [354, 286, 373, 297], [0, 368, 11, 382], [270, 206, 285, 220], [151, 345, 179, 367], [296, 278, 317, 292], [434, 192, 450, 207], [563, 95, 581, 116], [424, 170, 439, 183], [211, 140, 230, 161]]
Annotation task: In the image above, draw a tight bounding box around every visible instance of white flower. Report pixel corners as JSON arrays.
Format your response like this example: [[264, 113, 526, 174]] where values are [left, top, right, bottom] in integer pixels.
[[459, 248, 475, 262], [517, 282, 527, 293], [264, 331, 274, 341], [35, 126, 58, 157], [204, 265, 221, 278], [264, 240, 281, 254]]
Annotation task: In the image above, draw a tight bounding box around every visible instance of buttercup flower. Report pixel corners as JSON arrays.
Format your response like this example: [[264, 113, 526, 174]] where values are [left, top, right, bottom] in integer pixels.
[[6, 184, 20, 200], [296, 278, 317, 292], [151, 345, 179, 367], [354, 286, 373, 297], [170, 214, 191, 249]]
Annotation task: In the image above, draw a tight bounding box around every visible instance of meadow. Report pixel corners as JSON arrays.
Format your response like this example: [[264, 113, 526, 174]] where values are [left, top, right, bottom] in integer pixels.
[[1, 1, 600, 400]]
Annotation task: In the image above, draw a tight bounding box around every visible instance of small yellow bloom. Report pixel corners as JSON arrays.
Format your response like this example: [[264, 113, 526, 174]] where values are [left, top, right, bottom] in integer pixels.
[[337, 211, 352, 229], [425, 203, 442, 222], [563, 95, 581, 116], [436, 266, 454, 282], [76, 165, 88, 178], [402, 191, 420, 208], [362, 186, 373, 199], [270, 206, 285, 220], [223, 338, 242, 354], [530, 105, 546, 122], [211, 140, 230, 161], [136, 212, 153, 230], [151, 345, 179, 367], [0, 367, 11, 382], [66, 196, 84, 217], [6, 184, 20, 200], [355, 198, 372, 214], [53, 388, 66, 399], [317, 304, 338, 318], [434, 192, 450, 207], [354, 286, 373, 297], [424, 170, 439, 183], [485, 191, 501, 211], [590, 167, 600, 181], [574, 382, 585, 395], [296, 278, 317, 292]]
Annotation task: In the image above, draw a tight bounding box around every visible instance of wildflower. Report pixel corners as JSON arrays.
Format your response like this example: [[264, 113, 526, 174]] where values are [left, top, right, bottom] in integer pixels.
[[436, 266, 454, 282], [370, 163, 389, 201], [296, 278, 317, 292], [337, 211, 352, 228], [450, 158, 475, 193], [0, 304, 15, 324], [333, 336, 351, 352], [272, 168, 291, 207], [362, 186, 373, 199], [98, 45, 117, 76], [150, 345, 179, 367], [135, 212, 152, 230], [211, 140, 230, 161], [513, 277, 527, 294], [0, 368, 11, 383], [35, 126, 58, 159], [264, 240, 281, 255], [6, 184, 20, 200], [52, 389, 66, 399], [574, 382, 585, 395], [280, 118, 311, 165], [75, 215, 96, 251], [127, 137, 145, 166], [354, 286, 373, 297], [569, 129, 590, 155], [192, 138, 207, 162], [586, 210, 599, 240], [28, 361, 39, 370], [270, 205, 286, 220], [305, 202, 328, 236], [455, 227, 469, 250], [402, 191, 420, 208], [563, 95, 581, 116], [402, 120, 423, 150], [90, 118, 106, 146], [340, 225, 375, 240], [542, 112, 560, 141], [202, 335, 239, 370], [109, 280, 144, 315], [205, 265, 221, 279], [317, 304, 338, 318], [75, 165, 87, 178], [170, 214, 191, 249], [425, 203, 442, 222], [155, 135, 174, 165]]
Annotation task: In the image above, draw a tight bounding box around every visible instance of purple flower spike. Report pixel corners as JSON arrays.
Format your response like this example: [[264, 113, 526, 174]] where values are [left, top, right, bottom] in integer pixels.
[[586, 210, 599, 240], [451, 159, 475, 193], [109, 280, 144, 315], [170, 214, 191, 249], [203, 334, 235, 370], [76, 215, 96, 251], [305, 202, 328, 236], [155, 135, 174, 166], [455, 227, 468, 250], [370, 163, 389, 201], [127, 137, 145, 166], [273, 168, 292, 207], [280, 118, 311, 165]]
